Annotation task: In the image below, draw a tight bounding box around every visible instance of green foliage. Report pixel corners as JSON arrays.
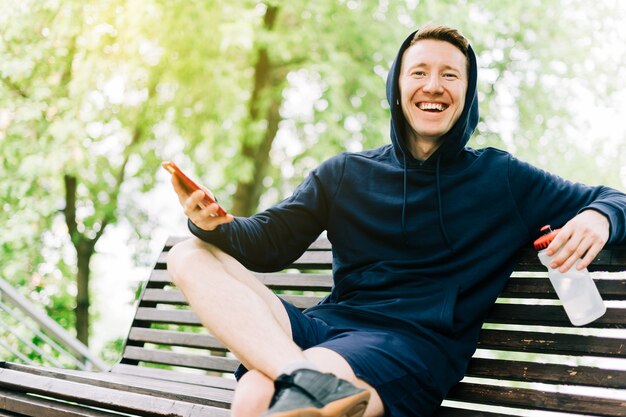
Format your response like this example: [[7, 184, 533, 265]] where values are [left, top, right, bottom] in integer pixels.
[[1, 0, 625, 362], [99, 336, 125, 365]]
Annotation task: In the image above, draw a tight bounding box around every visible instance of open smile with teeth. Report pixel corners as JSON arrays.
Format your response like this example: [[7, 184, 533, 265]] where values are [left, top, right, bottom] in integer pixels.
[[417, 102, 448, 112]]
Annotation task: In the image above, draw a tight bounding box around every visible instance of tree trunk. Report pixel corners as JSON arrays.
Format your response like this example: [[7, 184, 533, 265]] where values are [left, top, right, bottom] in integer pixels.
[[63, 175, 85, 344], [64, 174, 97, 346], [232, 4, 284, 216], [75, 240, 94, 345]]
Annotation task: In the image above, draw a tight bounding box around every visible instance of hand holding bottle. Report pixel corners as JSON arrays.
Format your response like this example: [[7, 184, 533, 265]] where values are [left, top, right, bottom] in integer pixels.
[[544, 210, 609, 273], [535, 224, 606, 326]]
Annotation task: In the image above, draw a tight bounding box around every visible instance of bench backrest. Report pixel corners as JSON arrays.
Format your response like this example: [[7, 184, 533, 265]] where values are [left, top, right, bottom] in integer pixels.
[[116, 236, 626, 417]]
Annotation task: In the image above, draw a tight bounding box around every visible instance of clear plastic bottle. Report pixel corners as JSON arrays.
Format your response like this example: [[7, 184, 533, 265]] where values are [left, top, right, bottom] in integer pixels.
[[533, 225, 606, 326]]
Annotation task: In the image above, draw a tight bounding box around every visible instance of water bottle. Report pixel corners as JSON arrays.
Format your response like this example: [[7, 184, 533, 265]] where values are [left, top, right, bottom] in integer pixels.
[[533, 225, 606, 326]]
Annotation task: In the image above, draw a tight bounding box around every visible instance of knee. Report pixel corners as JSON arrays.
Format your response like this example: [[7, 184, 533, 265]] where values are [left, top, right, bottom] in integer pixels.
[[166, 238, 214, 288], [231, 370, 274, 417]]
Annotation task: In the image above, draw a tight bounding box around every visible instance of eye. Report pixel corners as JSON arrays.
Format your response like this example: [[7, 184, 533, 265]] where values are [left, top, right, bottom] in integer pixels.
[[412, 70, 426, 77], [443, 73, 459, 80]]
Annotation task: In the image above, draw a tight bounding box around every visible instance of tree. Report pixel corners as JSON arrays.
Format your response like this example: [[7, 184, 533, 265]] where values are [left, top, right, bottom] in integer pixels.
[[0, 0, 170, 344], [1, 0, 624, 352]]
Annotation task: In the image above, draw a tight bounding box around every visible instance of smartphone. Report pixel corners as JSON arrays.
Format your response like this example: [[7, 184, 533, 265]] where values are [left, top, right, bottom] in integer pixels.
[[162, 161, 228, 216]]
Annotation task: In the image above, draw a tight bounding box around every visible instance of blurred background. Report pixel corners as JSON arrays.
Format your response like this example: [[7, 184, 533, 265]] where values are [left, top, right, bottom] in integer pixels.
[[1, 0, 625, 365]]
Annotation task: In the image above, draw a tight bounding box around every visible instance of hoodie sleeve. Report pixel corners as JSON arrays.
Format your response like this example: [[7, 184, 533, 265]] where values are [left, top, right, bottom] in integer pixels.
[[188, 154, 346, 272], [507, 155, 626, 244]]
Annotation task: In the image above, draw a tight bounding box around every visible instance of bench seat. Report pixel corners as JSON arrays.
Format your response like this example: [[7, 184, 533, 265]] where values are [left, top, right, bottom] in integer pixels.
[[1, 236, 625, 416]]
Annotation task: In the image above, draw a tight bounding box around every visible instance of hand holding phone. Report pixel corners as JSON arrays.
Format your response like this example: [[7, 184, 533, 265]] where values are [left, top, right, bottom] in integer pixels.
[[162, 161, 228, 217]]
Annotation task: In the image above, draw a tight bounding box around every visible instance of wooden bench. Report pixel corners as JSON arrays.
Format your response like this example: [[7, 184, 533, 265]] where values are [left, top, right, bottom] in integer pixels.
[[1, 236, 625, 417]]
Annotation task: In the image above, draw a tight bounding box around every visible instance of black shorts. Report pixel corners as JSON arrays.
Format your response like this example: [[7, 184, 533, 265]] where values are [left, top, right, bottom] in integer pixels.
[[235, 298, 444, 417]]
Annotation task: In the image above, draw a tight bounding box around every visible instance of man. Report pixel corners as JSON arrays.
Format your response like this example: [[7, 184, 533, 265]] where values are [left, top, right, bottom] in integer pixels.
[[166, 25, 626, 417]]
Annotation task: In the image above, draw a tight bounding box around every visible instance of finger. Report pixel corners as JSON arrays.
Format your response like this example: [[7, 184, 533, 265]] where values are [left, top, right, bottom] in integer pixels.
[[558, 238, 590, 273], [550, 232, 583, 270], [183, 190, 205, 216], [558, 250, 583, 273], [546, 226, 572, 256], [576, 241, 603, 271], [198, 203, 222, 218], [183, 203, 198, 220], [189, 189, 207, 206], [171, 176, 189, 204]]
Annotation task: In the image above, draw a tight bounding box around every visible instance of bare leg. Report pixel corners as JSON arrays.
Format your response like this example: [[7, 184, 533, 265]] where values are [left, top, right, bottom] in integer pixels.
[[304, 347, 385, 417], [231, 370, 274, 417], [231, 347, 384, 417], [167, 237, 305, 377]]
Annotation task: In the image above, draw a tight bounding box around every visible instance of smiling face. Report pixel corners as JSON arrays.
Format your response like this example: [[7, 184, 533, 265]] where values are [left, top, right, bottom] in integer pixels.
[[399, 39, 468, 160]]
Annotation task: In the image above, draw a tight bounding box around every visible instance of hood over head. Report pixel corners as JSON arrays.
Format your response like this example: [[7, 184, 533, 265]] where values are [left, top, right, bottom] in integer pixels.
[[386, 28, 480, 250], [386, 29, 479, 167]]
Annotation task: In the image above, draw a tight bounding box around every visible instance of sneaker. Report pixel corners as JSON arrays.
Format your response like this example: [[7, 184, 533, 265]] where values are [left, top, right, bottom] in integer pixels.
[[261, 368, 370, 417]]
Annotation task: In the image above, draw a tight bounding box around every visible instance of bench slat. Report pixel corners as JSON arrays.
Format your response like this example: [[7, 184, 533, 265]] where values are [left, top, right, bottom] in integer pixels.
[[0, 389, 118, 417], [142, 288, 187, 304], [147, 269, 335, 290], [446, 382, 626, 417], [502, 277, 626, 300], [157, 250, 335, 270], [128, 328, 226, 350], [148, 269, 173, 284], [164, 236, 334, 251], [0, 367, 231, 417], [134, 307, 200, 325], [110, 364, 237, 391], [477, 329, 626, 358], [485, 304, 626, 328], [256, 273, 333, 290], [435, 406, 516, 417], [141, 288, 325, 309], [466, 357, 626, 388], [514, 246, 626, 272], [122, 346, 239, 373]]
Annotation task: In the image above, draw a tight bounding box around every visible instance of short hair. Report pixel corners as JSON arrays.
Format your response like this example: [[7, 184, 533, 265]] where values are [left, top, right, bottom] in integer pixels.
[[410, 24, 470, 62]]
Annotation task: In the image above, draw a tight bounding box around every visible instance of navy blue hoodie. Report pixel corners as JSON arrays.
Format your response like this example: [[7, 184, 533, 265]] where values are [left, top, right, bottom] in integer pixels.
[[190, 31, 626, 395]]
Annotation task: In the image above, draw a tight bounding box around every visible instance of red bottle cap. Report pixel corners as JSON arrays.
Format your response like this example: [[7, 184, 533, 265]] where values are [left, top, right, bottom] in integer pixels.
[[533, 225, 560, 250]]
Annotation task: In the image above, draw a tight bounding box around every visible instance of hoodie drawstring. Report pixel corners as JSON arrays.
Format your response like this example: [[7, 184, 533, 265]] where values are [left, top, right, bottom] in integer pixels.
[[401, 154, 408, 244], [436, 155, 453, 250], [401, 153, 452, 250]]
